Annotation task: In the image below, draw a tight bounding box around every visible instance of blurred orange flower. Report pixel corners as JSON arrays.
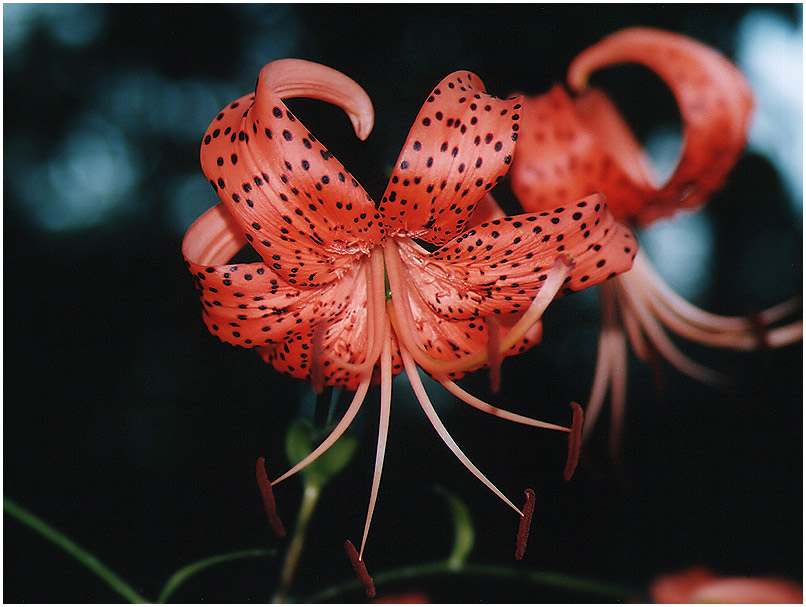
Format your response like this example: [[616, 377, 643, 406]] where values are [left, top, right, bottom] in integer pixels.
[[650, 567, 803, 604]]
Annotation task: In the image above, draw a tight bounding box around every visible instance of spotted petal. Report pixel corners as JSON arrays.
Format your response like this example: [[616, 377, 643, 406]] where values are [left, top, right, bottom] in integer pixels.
[[380, 71, 522, 244], [402, 284, 545, 381], [398, 193, 637, 320], [183, 203, 372, 390], [510, 85, 651, 222], [200, 59, 383, 288], [512, 27, 754, 226]]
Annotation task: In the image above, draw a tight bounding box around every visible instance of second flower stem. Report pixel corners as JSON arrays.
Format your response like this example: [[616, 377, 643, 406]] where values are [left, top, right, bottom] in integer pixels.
[[272, 483, 321, 603]]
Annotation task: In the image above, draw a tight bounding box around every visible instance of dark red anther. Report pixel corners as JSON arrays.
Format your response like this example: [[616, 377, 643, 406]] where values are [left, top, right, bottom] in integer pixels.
[[256, 457, 286, 537], [484, 315, 502, 393], [564, 401, 583, 481], [344, 540, 376, 598], [515, 488, 536, 560]]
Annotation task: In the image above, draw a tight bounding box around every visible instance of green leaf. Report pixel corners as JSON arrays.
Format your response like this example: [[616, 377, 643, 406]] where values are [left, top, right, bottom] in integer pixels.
[[4, 497, 149, 603], [435, 486, 475, 568], [157, 548, 274, 603], [285, 418, 359, 487]]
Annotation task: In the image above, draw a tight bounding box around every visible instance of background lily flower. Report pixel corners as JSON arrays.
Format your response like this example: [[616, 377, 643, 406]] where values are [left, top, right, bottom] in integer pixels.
[[182, 58, 636, 566], [507, 27, 802, 449], [650, 567, 803, 603]]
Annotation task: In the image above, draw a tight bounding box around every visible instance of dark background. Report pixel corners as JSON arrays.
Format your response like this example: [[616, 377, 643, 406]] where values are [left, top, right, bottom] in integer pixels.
[[4, 4, 802, 603]]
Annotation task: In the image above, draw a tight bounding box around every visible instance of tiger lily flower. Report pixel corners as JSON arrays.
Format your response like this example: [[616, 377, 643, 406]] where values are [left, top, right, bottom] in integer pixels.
[[508, 27, 803, 450], [650, 567, 803, 604], [181, 59, 636, 571]]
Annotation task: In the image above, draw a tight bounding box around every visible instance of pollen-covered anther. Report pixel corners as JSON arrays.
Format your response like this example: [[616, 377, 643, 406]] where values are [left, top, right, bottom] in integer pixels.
[[515, 488, 536, 560], [564, 402, 584, 481], [256, 457, 287, 537], [344, 539, 376, 598], [484, 315, 503, 393]]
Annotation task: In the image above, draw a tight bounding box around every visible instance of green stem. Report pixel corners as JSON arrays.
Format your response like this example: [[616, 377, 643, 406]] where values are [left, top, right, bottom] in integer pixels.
[[4, 496, 149, 603], [307, 561, 643, 603], [273, 483, 322, 603], [157, 548, 275, 603]]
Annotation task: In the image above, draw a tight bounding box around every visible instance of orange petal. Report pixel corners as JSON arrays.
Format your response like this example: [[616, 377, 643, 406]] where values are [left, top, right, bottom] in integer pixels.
[[380, 71, 522, 244], [650, 568, 804, 604], [183, 204, 373, 389], [199, 60, 382, 287], [568, 27, 753, 225], [512, 28, 753, 227], [691, 577, 803, 604], [511, 85, 649, 219], [649, 567, 716, 603], [406, 193, 636, 320]]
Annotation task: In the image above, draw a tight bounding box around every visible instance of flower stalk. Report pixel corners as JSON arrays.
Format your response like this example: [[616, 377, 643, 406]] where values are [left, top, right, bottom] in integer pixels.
[[273, 483, 322, 603]]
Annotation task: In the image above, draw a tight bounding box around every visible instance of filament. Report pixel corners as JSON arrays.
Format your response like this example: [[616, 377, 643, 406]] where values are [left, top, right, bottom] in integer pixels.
[[359, 330, 393, 560], [272, 375, 372, 486], [386, 243, 572, 377], [400, 349, 522, 516], [440, 380, 570, 433]]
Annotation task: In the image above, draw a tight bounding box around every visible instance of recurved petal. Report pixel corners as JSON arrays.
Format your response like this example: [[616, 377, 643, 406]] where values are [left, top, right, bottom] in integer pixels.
[[380, 71, 522, 245], [568, 27, 754, 225], [510, 85, 651, 219], [200, 59, 382, 288], [400, 193, 636, 320], [184, 203, 368, 360]]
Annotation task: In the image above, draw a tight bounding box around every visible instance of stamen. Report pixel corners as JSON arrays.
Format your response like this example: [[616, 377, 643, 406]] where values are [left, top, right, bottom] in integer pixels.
[[359, 335, 393, 560], [767, 320, 804, 348], [608, 331, 628, 461], [386, 245, 573, 378], [310, 321, 327, 394], [583, 282, 619, 440], [515, 488, 536, 560], [344, 540, 376, 598], [484, 315, 503, 393], [611, 279, 650, 361], [564, 402, 584, 481], [401, 349, 522, 516], [441, 380, 571, 432], [634, 251, 799, 333], [256, 457, 286, 537], [583, 328, 615, 441], [272, 376, 371, 485], [615, 279, 729, 387]]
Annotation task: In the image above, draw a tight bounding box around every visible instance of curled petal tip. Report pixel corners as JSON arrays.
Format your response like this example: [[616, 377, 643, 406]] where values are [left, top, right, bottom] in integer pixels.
[[567, 70, 589, 93], [350, 111, 374, 142], [258, 58, 374, 141]]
